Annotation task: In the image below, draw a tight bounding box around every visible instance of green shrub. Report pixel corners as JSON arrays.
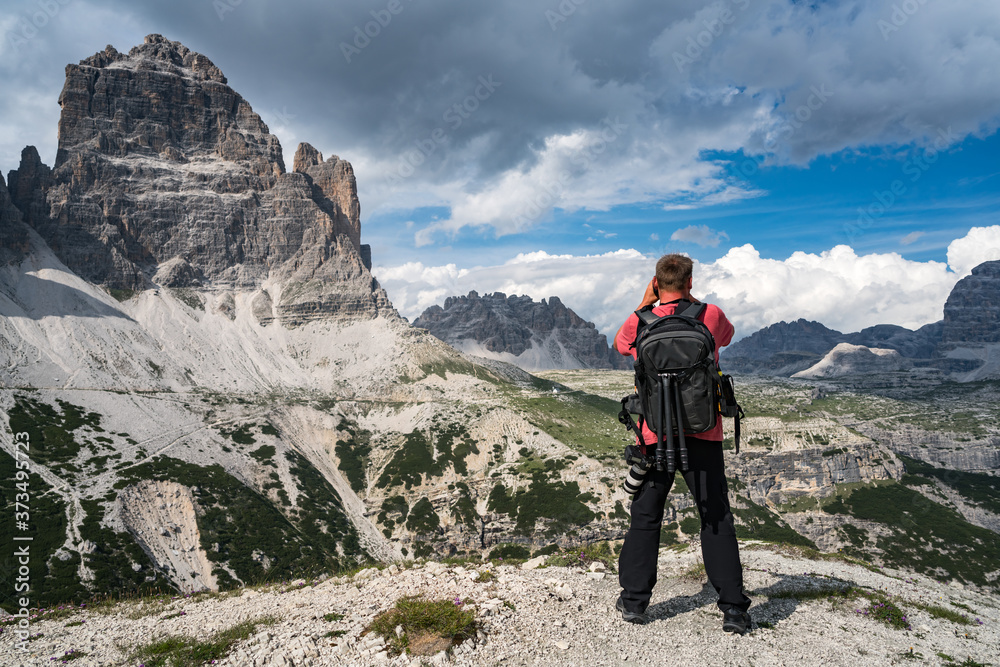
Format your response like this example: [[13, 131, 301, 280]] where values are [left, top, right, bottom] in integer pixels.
[[543, 541, 617, 571], [378, 495, 409, 526], [130, 615, 277, 666], [531, 543, 561, 557], [377, 422, 480, 490], [679, 516, 701, 535], [486, 475, 595, 536], [6, 396, 102, 468], [858, 596, 911, 631], [0, 449, 87, 611], [660, 522, 679, 545], [115, 455, 362, 587], [79, 499, 164, 597], [335, 419, 372, 493], [489, 543, 530, 560], [823, 482, 1000, 587], [736, 497, 816, 548], [219, 423, 256, 446], [366, 596, 477, 656], [249, 444, 276, 464], [899, 454, 1000, 513], [170, 288, 205, 312], [405, 497, 441, 534], [450, 485, 479, 529]]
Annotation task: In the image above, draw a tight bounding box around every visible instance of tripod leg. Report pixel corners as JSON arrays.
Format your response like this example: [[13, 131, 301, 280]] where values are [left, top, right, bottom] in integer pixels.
[[674, 376, 688, 471], [655, 379, 666, 471], [663, 376, 675, 476]]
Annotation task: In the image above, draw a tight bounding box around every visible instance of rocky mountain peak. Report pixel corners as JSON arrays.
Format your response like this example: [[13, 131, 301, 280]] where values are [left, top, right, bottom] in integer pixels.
[[941, 259, 1000, 347], [293, 142, 323, 172], [413, 291, 630, 371], [4, 35, 391, 324], [55, 34, 282, 175], [79, 34, 228, 83], [292, 142, 361, 252]]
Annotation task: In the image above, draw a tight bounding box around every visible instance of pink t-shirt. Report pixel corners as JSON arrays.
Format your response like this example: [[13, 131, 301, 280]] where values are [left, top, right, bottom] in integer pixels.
[[615, 301, 734, 445]]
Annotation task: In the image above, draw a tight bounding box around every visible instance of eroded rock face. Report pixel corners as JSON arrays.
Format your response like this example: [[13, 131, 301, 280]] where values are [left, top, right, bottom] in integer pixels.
[[792, 343, 908, 379], [6, 34, 394, 324], [152, 257, 203, 287], [735, 442, 903, 508], [724, 319, 944, 374], [722, 319, 846, 374], [940, 260, 1000, 349], [412, 291, 630, 371], [292, 143, 361, 251], [118, 479, 218, 593], [844, 322, 943, 359], [0, 173, 29, 263]]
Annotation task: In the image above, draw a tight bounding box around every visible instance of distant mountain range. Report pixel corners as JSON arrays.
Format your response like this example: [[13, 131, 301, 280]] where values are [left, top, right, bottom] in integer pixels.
[[412, 291, 631, 371], [722, 259, 1000, 381]]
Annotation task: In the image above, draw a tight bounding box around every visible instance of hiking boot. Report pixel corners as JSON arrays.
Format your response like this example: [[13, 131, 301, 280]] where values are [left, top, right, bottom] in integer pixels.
[[722, 609, 751, 635], [616, 596, 649, 624]]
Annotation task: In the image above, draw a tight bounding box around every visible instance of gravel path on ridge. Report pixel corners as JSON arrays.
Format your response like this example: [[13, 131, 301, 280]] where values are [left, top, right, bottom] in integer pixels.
[[3, 543, 998, 666]]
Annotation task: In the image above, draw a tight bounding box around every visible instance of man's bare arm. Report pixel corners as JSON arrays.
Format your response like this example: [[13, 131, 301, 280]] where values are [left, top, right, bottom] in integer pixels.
[[614, 278, 659, 355]]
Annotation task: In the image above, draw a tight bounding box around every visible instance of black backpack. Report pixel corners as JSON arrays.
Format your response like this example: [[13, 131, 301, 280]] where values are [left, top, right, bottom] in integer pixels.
[[618, 299, 744, 475]]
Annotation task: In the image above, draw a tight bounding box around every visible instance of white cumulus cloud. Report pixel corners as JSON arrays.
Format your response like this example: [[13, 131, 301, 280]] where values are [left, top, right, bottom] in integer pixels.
[[671, 224, 730, 248], [946, 226, 1000, 277], [374, 226, 1000, 342]]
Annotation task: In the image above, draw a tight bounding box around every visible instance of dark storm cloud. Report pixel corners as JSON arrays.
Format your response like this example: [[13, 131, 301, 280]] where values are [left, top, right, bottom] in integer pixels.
[[2, 0, 999, 240]]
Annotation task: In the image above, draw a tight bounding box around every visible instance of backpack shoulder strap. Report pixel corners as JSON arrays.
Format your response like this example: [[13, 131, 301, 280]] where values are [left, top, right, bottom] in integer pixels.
[[635, 306, 659, 327], [676, 299, 706, 320], [630, 306, 658, 349]]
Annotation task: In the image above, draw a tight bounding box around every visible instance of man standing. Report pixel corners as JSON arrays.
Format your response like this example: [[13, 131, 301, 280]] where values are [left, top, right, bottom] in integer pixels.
[[613, 253, 752, 633]]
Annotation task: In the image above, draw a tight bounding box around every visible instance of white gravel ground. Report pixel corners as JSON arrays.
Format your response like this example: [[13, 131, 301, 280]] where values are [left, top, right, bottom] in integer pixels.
[[3, 542, 997, 667]]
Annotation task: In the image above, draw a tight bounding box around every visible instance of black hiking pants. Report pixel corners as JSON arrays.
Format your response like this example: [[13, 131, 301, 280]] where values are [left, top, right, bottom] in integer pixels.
[[618, 439, 751, 614]]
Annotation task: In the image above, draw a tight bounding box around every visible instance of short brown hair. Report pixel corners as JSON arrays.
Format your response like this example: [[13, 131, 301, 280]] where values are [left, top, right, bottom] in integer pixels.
[[655, 253, 693, 292]]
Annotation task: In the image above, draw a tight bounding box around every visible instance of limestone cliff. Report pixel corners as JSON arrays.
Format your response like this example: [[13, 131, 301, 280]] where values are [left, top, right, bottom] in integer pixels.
[[6, 34, 391, 325], [412, 291, 630, 371], [940, 260, 1000, 349], [792, 342, 908, 379], [0, 173, 29, 264]]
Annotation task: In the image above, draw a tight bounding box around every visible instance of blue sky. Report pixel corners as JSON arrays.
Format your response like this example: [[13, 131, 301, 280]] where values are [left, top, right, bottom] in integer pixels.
[[366, 131, 1000, 268], [2, 0, 999, 338]]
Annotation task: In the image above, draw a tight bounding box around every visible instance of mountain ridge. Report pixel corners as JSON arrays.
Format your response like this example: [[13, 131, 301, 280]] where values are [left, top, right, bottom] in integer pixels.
[[722, 264, 999, 380], [412, 290, 631, 371]]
